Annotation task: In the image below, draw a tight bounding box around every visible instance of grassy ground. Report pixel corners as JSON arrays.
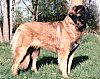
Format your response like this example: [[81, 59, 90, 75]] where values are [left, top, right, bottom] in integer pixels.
[[0, 33, 100, 79]]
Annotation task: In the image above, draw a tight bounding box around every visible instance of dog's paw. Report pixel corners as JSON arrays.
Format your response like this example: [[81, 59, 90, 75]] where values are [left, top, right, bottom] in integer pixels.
[[12, 66, 18, 76], [19, 63, 28, 70], [62, 74, 69, 79], [31, 68, 38, 73]]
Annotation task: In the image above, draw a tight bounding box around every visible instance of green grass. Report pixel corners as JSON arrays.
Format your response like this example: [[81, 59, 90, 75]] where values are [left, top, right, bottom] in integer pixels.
[[0, 33, 100, 79]]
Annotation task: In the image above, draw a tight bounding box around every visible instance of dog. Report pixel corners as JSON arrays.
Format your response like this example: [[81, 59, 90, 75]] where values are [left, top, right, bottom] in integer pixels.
[[11, 5, 88, 78]]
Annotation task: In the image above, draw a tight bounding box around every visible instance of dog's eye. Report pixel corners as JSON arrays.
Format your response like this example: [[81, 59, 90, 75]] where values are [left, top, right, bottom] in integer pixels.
[[77, 14, 81, 17]]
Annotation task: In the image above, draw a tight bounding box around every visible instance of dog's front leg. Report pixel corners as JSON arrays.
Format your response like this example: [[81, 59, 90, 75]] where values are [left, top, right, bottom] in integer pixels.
[[68, 43, 79, 75], [58, 49, 69, 78], [67, 52, 74, 75]]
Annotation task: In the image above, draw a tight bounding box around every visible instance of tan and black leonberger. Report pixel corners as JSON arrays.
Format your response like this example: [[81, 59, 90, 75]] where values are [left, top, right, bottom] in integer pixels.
[[11, 5, 89, 78]]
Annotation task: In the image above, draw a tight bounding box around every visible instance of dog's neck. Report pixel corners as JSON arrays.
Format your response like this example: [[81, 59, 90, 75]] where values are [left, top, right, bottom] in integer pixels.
[[62, 15, 82, 48], [64, 15, 86, 32], [62, 16, 79, 32]]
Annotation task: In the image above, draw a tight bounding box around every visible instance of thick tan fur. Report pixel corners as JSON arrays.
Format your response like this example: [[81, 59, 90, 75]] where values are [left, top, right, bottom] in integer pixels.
[[11, 5, 88, 78]]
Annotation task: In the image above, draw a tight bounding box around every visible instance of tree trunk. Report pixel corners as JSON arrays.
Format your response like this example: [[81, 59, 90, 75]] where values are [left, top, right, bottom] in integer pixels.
[[22, 0, 38, 21], [10, 0, 15, 40], [0, 1, 3, 42], [32, 0, 38, 21], [0, 27, 3, 42], [1, 0, 9, 42]]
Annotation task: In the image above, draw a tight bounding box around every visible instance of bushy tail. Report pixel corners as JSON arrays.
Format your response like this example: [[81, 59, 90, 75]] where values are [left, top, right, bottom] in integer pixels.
[[11, 28, 30, 70], [11, 29, 23, 58]]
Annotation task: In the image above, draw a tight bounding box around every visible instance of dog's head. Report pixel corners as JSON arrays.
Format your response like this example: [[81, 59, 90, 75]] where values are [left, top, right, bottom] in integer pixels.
[[68, 5, 89, 32]]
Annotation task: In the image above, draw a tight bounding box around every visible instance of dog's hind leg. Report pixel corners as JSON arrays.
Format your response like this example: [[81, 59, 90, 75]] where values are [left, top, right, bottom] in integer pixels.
[[31, 48, 40, 72], [19, 54, 30, 70], [19, 47, 35, 70], [12, 46, 28, 76]]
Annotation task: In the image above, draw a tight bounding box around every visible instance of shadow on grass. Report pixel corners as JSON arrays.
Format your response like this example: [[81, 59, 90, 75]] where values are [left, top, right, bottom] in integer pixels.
[[19, 55, 89, 74], [71, 56, 89, 69], [37, 57, 58, 69], [37, 55, 89, 70]]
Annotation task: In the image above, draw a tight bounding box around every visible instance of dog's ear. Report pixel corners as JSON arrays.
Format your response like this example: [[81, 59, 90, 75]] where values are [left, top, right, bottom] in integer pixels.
[[67, 6, 78, 21], [67, 6, 77, 16]]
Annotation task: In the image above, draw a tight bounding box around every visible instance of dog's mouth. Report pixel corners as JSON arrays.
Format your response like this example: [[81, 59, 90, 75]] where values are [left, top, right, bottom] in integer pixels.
[[75, 14, 87, 31], [76, 11, 88, 31]]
